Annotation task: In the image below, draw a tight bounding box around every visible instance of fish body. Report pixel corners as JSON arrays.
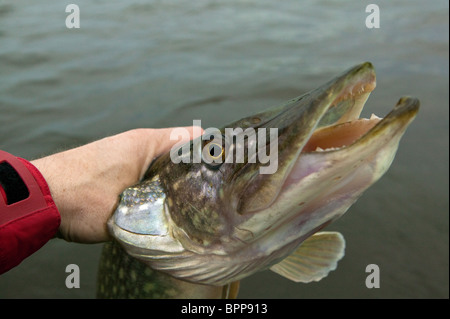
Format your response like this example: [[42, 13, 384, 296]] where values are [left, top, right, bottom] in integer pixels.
[[97, 241, 239, 298], [98, 62, 419, 297]]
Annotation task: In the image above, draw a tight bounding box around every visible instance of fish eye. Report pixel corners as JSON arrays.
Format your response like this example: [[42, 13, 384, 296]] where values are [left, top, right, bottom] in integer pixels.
[[202, 142, 224, 167], [209, 143, 223, 159]]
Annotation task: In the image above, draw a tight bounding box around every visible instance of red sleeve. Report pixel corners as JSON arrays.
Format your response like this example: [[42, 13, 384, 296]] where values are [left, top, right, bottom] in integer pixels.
[[0, 151, 61, 274]]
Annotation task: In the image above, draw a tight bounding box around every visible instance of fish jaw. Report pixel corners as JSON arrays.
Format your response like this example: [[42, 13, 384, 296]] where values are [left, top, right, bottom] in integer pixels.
[[235, 96, 419, 256], [231, 62, 377, 215]]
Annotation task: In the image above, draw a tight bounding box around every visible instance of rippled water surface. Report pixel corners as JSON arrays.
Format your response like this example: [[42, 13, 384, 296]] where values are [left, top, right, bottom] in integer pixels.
[[0, 0, 448, 298]]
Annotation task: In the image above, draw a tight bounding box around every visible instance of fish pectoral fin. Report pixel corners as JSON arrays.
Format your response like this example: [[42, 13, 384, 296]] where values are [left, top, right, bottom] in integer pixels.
[[269, 231, 345, 283]]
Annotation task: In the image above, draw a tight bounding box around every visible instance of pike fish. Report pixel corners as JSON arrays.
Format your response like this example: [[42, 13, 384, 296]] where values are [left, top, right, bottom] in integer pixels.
[[97, 62, 419, 298]]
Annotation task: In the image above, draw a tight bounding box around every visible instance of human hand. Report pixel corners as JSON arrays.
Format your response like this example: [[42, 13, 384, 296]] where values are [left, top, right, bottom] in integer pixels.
[[31, 127, 202, 243]]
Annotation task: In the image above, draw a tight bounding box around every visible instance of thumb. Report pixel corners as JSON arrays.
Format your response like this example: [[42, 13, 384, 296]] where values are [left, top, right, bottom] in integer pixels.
[[139, 126, 204, 178], [151, 126, 205, 156]]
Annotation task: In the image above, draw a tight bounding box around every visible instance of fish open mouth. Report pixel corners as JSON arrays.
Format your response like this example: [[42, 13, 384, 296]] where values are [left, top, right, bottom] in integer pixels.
[[235, 62, 419, 215], [235, 63, 419, 247], [297, 63, 418, 156], [300, 62, 380, 154], [303, 114, 382, 153], [302, 80, 380, 153], [267, 62, 419, 211]]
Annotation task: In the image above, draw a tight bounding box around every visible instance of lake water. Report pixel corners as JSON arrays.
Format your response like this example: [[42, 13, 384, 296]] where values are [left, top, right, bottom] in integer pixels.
[[0, 0, 448, 298]]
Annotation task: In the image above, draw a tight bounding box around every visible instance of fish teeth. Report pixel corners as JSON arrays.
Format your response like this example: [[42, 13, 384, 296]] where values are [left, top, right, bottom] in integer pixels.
[[370, 113, 381, 120], [314, 145, 345, 152]]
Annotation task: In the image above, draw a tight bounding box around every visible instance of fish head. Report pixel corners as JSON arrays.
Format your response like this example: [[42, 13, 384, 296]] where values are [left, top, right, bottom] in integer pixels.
[[108, 62, 419, 285]]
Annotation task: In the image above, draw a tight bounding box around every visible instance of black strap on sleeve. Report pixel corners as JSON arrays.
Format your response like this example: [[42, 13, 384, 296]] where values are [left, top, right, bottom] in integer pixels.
[[0, 161, 30, 205]]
